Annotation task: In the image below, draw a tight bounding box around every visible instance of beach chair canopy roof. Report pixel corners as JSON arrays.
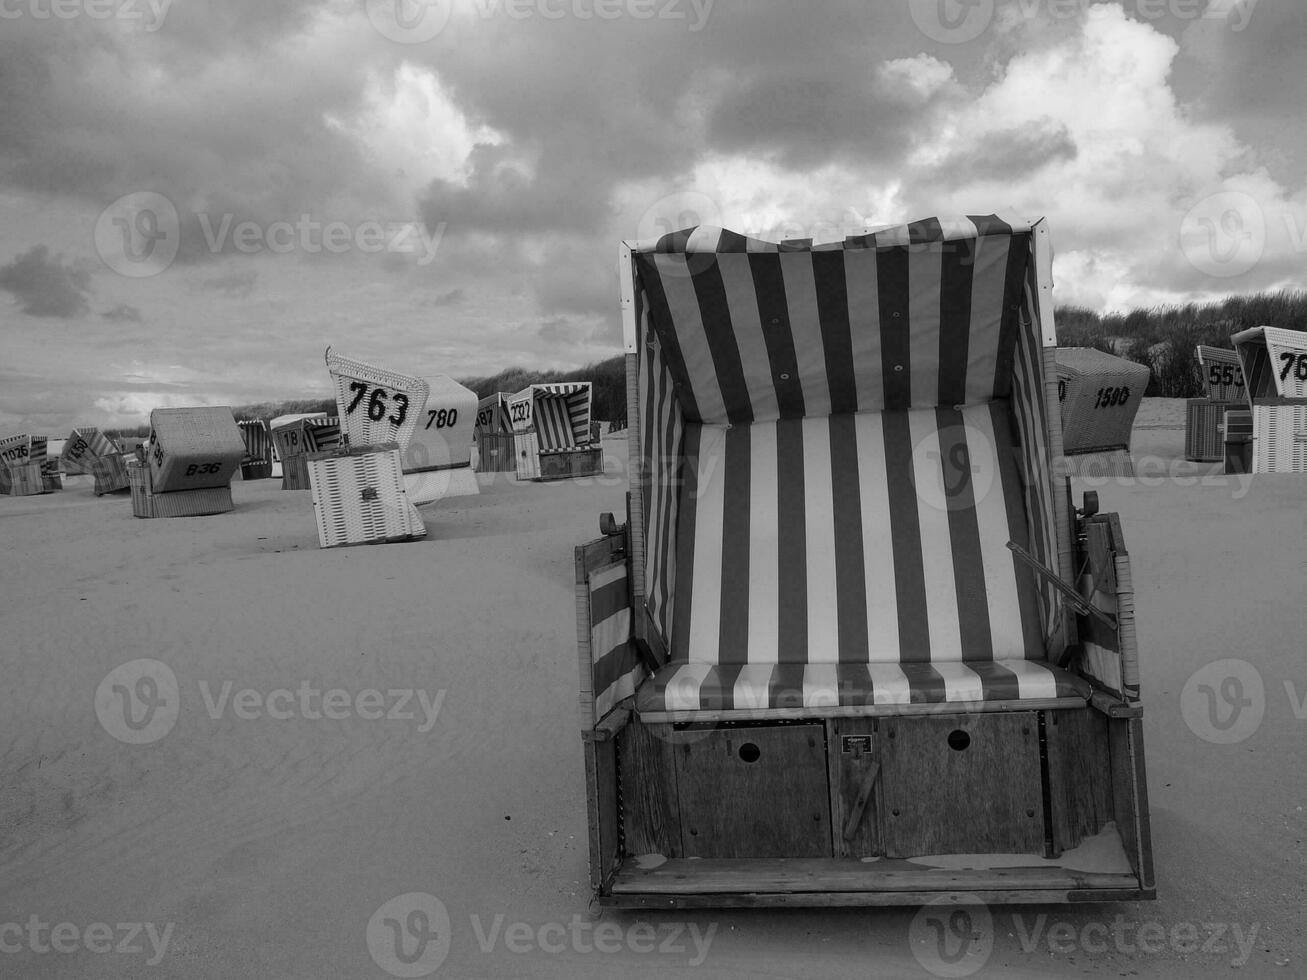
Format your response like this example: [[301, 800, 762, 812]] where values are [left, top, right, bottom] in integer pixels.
[[630, 215, 1042, 425], [1233, 325, 1307, 401]]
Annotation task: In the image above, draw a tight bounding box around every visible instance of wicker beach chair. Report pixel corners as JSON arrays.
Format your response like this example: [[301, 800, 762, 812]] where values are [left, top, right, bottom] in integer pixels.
[[573, 215, 1153, 908], [134, 407, 245, 517], [1232, 326, 1307, 473], [403, 376, 479, 504], [308, 350, 427, 547], [1185, 346, 1246, 462], [508, 382, 602, 480], [1054, 347, 1150, 475]]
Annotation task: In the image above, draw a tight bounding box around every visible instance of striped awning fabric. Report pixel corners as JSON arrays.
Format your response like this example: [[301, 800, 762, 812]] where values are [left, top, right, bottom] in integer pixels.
[[588, 562, 645, 722], [633, 216, 1034, 425], [631, 216, 1062, 689], [511, 383, 593, 450], [237, 419, 272, 462], [636, 660, 1091, 718], [670, 403, 1044, 665]]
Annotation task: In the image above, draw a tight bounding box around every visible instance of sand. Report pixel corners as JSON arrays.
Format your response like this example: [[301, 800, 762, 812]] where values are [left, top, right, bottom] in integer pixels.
[[0, 401, 1303, 978]]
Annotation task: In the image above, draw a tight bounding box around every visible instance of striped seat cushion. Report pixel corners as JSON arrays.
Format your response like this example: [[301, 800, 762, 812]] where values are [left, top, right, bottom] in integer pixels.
[[670, 402, 1044, 665], [635, 660, 1090, 718]]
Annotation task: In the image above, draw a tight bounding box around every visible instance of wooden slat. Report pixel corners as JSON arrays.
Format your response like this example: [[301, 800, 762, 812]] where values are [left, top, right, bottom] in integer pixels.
[[1046, 706, 1114, 854], [618, 720, 681, 857], [601, 886, 1152, 909], [584, 738, 620, 895], [610, 857, 1139, 895]]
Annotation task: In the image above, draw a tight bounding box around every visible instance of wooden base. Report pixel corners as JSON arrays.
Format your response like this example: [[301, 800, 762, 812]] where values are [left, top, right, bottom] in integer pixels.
[[600, 706, 1151, 906], [603, 857, 1148, 908]]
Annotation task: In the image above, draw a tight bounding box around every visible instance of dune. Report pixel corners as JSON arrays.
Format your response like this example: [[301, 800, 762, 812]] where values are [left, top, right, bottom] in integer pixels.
[[0, 408, 1302, 978]]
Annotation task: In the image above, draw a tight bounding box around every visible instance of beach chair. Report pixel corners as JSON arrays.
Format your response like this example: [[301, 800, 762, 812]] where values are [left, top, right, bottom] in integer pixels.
[[0, 434, 57, 495], [270, 414, 340, 490], [60, 427, 126, 492], [237, 419, 274, 480], [1232, 326, 1307, 473], [134, 407, 244, 517], [403, 376, 479, 504], [308, 349, 426, 547], [573, 216, 1154, 908], [508, 382, 603, 480], [1054, 347, 1150, 476], [1185, 346, 1246, 462], [474, 392, 517, 473]]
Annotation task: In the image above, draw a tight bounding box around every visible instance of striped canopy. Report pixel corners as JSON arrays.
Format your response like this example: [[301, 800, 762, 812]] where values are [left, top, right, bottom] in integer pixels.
[[508, 383, 593, 450], [634, 216, 1035, 424], [629, 216, 1062, 692]]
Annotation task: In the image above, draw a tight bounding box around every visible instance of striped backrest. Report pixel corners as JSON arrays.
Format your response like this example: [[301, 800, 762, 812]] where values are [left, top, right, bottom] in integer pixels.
[[632, 216, 1060, 667], [238, 419, 272, 463], [670, 405, 1043, 664]]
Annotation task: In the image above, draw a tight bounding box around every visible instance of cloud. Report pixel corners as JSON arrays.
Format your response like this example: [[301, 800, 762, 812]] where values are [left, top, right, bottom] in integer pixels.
[[429, 288, 465, 307], [101, 303, 143, 323], [0, 245, 92, 318], [199, 269, 259, 299]]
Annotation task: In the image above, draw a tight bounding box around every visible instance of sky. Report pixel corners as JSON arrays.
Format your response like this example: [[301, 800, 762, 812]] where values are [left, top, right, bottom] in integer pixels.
[[1, 0, 1303, 432]]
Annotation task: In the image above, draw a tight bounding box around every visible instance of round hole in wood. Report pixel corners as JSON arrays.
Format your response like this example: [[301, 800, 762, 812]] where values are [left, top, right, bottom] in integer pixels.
[[947, 729, 971, 751], [738, 742, 761, 763]]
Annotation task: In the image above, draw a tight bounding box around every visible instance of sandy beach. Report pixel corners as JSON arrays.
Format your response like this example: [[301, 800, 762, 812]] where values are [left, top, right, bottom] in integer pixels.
[[1, 401, 1304, 979]]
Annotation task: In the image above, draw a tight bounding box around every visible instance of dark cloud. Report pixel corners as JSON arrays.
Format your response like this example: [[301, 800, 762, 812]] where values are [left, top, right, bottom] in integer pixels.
[[0, 245, 92, 318], [199, 269, 259, 299], [429, 288, 465, 307], [101, 303, 143, 323]]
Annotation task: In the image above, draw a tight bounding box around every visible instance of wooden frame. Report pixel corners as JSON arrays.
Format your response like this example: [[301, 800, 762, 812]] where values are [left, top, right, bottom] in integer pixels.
[[576, 220, 1154, 908]]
